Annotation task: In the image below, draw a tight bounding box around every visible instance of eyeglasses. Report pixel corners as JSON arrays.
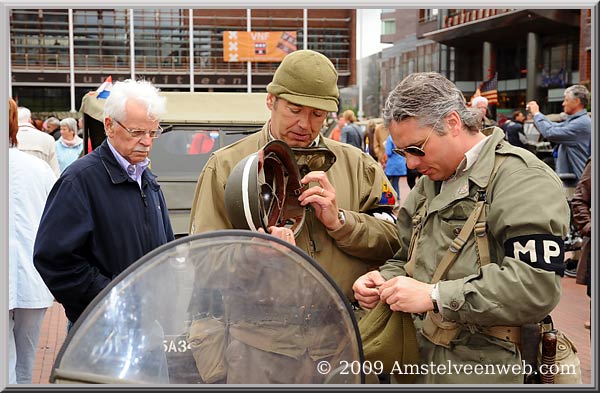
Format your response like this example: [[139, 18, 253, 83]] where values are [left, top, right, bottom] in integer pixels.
[[392, 114, 447, 157], [113, 118, 163, 139]]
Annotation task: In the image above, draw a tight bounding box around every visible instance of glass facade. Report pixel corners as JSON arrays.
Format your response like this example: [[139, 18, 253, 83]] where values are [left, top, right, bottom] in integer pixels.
[[11, 9, 70, 69], [10, 8, 355, 112], [74, 9, 130, 70]]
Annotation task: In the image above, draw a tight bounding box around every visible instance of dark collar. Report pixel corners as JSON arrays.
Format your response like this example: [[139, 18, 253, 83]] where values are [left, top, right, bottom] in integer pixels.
[[97, 140, 158, 189]]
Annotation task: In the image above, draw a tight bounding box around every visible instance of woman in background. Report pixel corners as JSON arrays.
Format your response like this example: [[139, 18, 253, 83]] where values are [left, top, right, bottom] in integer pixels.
[[55, 117, 83, 172], [384, 134, 407, 199]]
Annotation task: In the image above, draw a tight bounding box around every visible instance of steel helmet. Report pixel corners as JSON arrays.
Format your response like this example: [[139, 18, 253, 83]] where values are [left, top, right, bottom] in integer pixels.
[[224, 140, 307, 236]]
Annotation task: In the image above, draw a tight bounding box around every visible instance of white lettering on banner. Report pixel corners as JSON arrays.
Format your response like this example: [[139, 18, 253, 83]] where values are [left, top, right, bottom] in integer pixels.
[[543, 240, 561, 264], [250, 32, 269, 41], [513, 240, 537, 262]]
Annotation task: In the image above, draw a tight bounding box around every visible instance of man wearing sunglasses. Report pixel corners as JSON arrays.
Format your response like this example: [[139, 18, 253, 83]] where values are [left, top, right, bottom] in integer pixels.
[[34, 79, 174, 327], [189, 50, 400, 382], [353, 72, 570, 383]]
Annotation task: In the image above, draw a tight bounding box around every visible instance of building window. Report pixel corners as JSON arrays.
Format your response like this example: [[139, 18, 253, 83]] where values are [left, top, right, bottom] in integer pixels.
[[381, 19, 396, 35], [418, 9, 438, 23], [73, 9, 130, 70], [10, 9, 69, 69], [416, 43, 437, 72], [541, 42, 578, 87], [496, 44, 527, 80], [134, 9, 187, 71]]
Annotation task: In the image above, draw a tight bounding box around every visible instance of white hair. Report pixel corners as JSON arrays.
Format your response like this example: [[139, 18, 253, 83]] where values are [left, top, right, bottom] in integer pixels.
[[103, 79, 166, 122], [471, 96, 488, 107], [18, 107, 32, 123]]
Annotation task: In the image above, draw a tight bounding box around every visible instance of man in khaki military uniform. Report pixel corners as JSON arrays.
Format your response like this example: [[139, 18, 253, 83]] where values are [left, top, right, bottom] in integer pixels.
[[188, 50, 400, 383], [353, 72, 570, 383]]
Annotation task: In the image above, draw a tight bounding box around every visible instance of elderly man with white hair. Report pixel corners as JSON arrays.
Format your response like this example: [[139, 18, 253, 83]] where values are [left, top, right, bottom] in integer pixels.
[[471, 95, 497, 131], [34, 79, 174, 326]]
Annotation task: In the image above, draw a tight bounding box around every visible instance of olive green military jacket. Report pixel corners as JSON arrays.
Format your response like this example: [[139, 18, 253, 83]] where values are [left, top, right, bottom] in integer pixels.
[[380, 128, 569, 383], [190, 123, 400, 301]]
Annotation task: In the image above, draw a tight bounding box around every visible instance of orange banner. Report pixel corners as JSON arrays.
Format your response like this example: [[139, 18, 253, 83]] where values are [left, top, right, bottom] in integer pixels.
[[223, 31, 297, 62]]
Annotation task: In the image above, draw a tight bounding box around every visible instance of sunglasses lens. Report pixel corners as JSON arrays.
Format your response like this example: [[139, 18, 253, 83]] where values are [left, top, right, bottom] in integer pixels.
[[404, 147, 425, 157]]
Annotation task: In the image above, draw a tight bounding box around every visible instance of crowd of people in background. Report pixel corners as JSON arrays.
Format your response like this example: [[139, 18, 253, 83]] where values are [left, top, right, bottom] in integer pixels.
[[15, 108, 84, 176]]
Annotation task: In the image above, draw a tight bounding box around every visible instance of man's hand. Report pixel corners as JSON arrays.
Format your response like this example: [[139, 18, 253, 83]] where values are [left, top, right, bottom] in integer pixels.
[[258, 226, 296, 246], [298, 171, 342, 231], [526, 101, 540, 116], [379, 276, 435, 313], [352, 271, 386, 309]]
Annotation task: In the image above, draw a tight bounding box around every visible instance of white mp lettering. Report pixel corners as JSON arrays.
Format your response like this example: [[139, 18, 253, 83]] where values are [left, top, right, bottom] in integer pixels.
[[513, 239, 537, 262], [542, 240, 560, 264]]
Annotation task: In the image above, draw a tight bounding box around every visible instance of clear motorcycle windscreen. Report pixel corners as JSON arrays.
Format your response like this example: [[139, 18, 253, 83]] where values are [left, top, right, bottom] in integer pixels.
[[51, 231, 363, 384]]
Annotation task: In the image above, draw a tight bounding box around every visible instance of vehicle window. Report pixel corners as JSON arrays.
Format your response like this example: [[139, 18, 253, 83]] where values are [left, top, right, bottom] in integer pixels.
[[150, 125, 260, 179]]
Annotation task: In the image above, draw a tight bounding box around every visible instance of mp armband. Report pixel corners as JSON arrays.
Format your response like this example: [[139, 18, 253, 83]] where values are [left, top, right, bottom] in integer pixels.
[[504, 234, 565, 276]]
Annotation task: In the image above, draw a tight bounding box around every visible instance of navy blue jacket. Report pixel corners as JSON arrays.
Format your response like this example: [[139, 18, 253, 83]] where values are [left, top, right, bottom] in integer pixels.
[[34, 140, 174, 322], [502, 120, 527, 149]]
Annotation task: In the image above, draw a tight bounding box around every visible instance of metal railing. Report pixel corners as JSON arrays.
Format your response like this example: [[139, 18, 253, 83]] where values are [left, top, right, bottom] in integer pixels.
[[12, 53, 351, 74]]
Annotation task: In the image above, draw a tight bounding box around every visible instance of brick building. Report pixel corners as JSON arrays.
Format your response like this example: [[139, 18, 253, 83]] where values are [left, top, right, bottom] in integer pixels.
[[378, 8, 593, 119]]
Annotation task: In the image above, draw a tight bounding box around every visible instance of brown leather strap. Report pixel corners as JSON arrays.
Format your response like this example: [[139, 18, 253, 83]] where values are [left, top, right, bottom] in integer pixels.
[[483, 325, 521, 345]]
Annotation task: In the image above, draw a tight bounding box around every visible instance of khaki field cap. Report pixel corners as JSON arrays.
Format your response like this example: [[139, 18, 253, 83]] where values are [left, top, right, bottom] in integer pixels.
[[267, 50, 339, 112]]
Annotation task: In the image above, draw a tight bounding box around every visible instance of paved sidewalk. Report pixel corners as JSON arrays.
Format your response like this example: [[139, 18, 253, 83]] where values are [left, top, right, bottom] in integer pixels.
[[32, 301, 67, 384], [551, 274, 592, 384]]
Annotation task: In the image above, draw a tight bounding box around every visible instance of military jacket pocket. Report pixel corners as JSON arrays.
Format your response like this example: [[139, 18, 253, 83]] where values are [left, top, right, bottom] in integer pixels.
[[437, 198, 476, 243]]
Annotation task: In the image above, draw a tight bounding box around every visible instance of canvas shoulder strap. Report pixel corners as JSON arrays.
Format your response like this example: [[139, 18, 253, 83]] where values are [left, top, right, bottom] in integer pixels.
[[431, 154, 507, 283], [472, 154, 507, 267]]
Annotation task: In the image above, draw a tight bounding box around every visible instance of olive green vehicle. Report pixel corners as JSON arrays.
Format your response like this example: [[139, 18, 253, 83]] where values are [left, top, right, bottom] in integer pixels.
[[80, 91, 270, 237]]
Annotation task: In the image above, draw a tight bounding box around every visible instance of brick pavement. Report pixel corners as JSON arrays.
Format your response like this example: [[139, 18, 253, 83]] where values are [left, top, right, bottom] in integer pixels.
[[31, 177, 592, 385], [551, 274, 592, 384], [32, 301, 67, 384]]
